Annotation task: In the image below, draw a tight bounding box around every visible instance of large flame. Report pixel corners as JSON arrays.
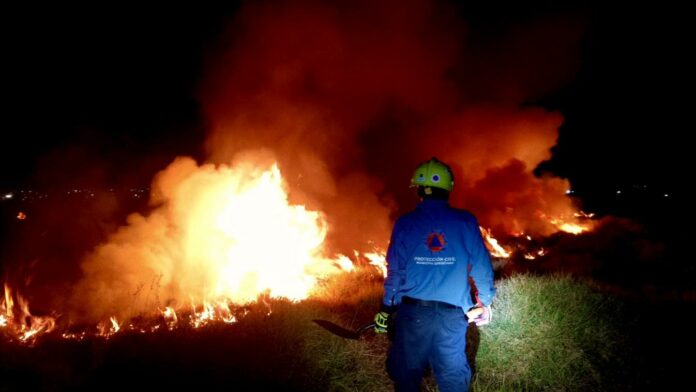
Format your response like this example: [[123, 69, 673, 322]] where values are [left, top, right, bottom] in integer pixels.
[[2, 157, 386, 343], [213, 164, 329, 301], [2, 0, 601, 347], [3, 157, 597, 343], [71, 157, 345, 323], [1, 158, 595, 344]]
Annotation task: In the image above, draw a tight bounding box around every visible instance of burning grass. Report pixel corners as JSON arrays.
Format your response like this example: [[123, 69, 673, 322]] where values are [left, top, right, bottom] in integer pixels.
[[1, 267, 683, 391], [0, 268, 386, 390]]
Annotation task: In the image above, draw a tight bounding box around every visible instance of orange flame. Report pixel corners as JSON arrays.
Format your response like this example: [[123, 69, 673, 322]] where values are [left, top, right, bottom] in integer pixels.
[[3, 160, 393, 344], [73, 159, 353, 323], [212, 164, 332, 301], [110, 317, 121, 333], [1, 283, 56, 344], [555, 222, 587, 235], [524, 248, 547, 260], [162, 306, 178, 330], [543, 210, 595, 235], [480, 227, 512, 258], [334, 255, 356, 272], [97, 316, 121, 338], [363, 251, 388, 278], [3, 283, 13, 318], [4, 158, 601, 344]]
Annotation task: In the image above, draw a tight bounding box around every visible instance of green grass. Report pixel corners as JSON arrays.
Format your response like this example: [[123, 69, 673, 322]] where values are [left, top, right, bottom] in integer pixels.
[[472, 274, 626, 391], [305, 270, 628, 391], [303, 267, 392, 391]]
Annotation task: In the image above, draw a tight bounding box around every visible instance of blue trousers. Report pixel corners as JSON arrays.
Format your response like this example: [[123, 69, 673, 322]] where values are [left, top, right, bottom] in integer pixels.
[[386, 303, 471, 392]]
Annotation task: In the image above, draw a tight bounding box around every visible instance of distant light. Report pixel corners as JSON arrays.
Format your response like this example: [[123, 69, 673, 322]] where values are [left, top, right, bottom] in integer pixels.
[[616, 190, 622, 195], [3, 193, 12, 200], [565, 189, 574, 195], [664, 194, 670, 198], [17, 211, 27, 220]]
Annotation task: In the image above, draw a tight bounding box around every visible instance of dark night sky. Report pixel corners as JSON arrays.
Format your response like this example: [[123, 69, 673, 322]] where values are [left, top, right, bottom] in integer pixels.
[[1, 2, 692, 216], [2, 4, 238, 188]]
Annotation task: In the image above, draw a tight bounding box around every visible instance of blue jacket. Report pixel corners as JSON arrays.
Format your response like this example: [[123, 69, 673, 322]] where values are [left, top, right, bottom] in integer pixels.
[[382, 199, 495, 310]]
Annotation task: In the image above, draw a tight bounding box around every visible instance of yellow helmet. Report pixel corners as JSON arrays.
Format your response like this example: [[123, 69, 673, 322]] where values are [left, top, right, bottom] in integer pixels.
[[410, 157, 454, 191]]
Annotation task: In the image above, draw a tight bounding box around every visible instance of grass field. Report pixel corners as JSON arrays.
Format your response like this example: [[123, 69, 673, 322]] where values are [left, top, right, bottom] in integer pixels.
[[1, 267, 693, 391]]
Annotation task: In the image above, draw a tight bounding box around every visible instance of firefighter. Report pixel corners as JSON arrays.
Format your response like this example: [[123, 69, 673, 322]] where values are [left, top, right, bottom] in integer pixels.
[[374, 157, 495, 392]]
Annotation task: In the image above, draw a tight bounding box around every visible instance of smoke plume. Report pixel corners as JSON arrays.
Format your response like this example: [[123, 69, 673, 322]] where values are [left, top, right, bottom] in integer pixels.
[[70, 0, 587, 321], [200, 0, 584, 240]]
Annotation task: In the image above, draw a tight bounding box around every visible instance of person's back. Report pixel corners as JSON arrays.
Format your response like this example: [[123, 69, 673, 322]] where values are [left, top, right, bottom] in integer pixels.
[[374, 157, 495, 392], [383, 199, 491, 312]]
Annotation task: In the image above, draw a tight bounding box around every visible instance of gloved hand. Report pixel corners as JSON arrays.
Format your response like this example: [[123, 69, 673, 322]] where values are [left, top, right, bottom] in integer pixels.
[[466, 305, 492, 326], [374, 311, 390, 334]]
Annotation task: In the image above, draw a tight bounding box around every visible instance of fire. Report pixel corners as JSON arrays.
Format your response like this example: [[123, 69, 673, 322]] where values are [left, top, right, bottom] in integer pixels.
[[544, 211, 595, 235], [574, 211, 595, 219], [17, 211, 26, 220], [73, 159, 349, 323], [1, 157, 600, 345], [3, 283, 12, 317], [188, 300, 238, 328], [211, 164, 332, 302], [554, 222, 588, 235], [110, 316, 121, 333], [3, 160, 391, 344], [480, 227, 512, 259], [1, 283, 56, 344], [363, 251, 388, 278], [190, 301, 215, 329], [334, 250, 387, 277], [524, 248, 547, 260], [162, 306, 178, 330], [97, 316, 121, 338], [334, 255, 355, 272]]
